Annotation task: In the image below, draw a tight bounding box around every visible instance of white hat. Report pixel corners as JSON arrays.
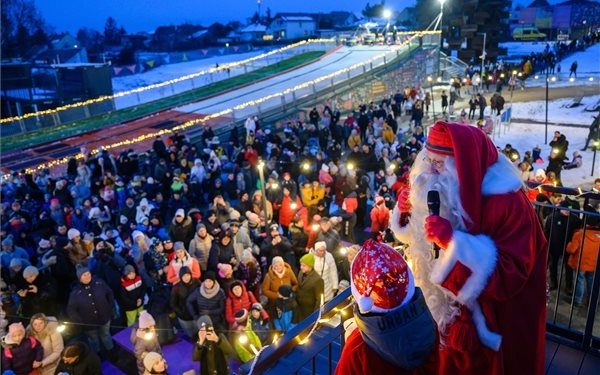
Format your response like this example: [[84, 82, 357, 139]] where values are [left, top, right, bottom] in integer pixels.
[[67, 228, 81, 240]]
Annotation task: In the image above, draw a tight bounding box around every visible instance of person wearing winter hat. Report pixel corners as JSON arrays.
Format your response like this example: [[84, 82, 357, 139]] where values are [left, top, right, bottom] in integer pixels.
[[248, 302, 270, 344], [310, 241, 338, 303], [0, 234, 29, 270], [224, 280, 258, 330], [168, 207, 195, 248], [273, 284, 297, 332], [131, 311, 162, 375], [186, 271, 227, 332], [261, 254, 297, 321], [54, 342, 102, 374], [231, 308, 263, 364], [18, 264, 60, 320], [67, 227, 93, 266], [142, 351, 168, 375], [389, 121, 547, 374], [67, 264, 116, 355], [166, 241, 200, 284], [1, 322, 43, 375], [335, 240, 439, 375], [169, 266, 201, 340], [119, 264, 147, 326], [370, 195, 390, 240], [295, 253, 324, 321], [192, 315, 233, 375]]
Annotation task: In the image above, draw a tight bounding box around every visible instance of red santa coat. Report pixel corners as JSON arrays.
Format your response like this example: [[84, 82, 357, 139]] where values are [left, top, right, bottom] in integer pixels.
[[392, 122, 547, 375], [431, 190, 547, 375]]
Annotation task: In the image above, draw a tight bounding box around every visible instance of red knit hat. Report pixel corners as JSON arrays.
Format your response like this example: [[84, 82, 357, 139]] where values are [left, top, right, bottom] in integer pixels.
[[425, 122, 454, 156], [351, 239, 415, 314]]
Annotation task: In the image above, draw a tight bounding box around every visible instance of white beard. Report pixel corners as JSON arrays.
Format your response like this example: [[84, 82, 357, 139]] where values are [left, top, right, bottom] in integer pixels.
[[406, 150, 472, 336]]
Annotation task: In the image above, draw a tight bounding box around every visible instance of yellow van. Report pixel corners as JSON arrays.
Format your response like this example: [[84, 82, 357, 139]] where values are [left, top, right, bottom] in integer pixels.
[[512, 27, 546, 41]]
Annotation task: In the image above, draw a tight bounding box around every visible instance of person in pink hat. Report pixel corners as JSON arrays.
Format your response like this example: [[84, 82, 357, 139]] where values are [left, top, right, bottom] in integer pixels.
[[336, 239, 439, 375], [390, 121, 547, 375]]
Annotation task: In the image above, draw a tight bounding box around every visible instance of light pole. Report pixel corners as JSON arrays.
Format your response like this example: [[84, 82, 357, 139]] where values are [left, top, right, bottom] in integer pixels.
[[508, 70, 517, 125], [544, 73, 556, 144], [428, 76, 436, 119], [257, 159, 269, 229], [439, 0, 446, 49], [592, 140, 599, 177], [383, 9, 391, 43], [480, 32, 486, 92]]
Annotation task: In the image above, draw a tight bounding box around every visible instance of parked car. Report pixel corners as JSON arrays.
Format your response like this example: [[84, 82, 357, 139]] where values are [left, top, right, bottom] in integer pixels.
[[513, 27, 546, 41]]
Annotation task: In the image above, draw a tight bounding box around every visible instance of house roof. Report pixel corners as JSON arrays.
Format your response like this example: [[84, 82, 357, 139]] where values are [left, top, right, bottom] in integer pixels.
[[32, 48, 82, 64], [241, 23, 267, 33], [526, 0, 551, 7], [278, 16, 315, 22]]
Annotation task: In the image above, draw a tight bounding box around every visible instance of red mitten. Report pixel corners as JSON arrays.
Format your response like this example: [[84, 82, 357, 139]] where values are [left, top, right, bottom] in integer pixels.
[[424, 215, 453, 249], [397, 189, 411, 213]]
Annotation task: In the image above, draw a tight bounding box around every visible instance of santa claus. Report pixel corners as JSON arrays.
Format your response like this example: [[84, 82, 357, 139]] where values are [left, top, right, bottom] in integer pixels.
[[390, 121, 547, 374], [335, 239, 439, 375]]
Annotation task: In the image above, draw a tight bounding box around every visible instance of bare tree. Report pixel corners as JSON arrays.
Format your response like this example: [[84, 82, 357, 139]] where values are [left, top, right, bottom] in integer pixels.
[[1, 0, 48, 59]]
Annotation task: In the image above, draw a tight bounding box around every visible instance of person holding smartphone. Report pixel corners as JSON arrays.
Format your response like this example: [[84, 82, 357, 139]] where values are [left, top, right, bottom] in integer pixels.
[[192, 315, 233, 375]]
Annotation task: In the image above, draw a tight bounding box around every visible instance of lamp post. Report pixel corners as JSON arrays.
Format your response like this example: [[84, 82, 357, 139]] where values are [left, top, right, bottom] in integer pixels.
[[257, 159, 269, 229], [383, 9, 391, 43], [591, 140, 599, 177], [439, 0, 446, 49], [508, 70, 517, 125], [428, 76, 436, 119], [544, 73, 556, 144], [480, 32, 486, 92]]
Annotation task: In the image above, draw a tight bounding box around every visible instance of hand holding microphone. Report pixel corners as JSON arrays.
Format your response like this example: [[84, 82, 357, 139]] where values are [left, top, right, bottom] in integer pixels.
[[426, 190, 452, 258]]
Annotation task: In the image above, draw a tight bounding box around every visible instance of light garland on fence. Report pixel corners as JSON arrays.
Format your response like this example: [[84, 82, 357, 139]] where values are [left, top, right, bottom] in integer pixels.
[[0, 39, 335, 124], [3, 31, 437, 179]]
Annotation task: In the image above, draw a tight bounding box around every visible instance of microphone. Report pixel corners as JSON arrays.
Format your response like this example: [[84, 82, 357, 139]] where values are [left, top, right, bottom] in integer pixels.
[[427, 190, 441, 259]]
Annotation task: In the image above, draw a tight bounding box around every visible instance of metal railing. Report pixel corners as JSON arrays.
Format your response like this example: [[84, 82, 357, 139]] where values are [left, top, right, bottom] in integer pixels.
[[241, 196, 600, 374]]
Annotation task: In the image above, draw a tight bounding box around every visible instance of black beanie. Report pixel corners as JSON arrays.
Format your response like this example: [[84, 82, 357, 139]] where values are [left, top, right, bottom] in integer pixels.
[[179, 266, 191, 278]]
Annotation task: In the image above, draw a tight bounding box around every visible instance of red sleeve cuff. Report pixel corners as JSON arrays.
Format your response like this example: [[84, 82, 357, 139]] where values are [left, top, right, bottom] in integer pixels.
[[441, 261, 473, 296]]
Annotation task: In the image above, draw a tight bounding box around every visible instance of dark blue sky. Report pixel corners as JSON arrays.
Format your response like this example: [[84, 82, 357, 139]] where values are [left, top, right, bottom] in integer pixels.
[[35, 0, 571, 35], [35, 0, 416, 34]]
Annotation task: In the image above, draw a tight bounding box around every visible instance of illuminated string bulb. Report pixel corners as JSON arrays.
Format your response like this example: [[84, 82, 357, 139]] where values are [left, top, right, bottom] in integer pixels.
[[239, 334, 248, 344], [56, 324, 66, 333], [290, 202, 297, 210]]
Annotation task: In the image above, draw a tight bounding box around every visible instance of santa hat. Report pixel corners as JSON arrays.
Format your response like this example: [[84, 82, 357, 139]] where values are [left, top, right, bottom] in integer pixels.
[[423, 121, 498, 234], [351, 239, 415, 314], [138, 310, 156, 329]]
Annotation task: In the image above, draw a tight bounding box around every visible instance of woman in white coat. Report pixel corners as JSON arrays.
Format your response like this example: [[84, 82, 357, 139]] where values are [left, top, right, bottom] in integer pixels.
[[27, 313, 64, 375], [310, 241, 338, 303]]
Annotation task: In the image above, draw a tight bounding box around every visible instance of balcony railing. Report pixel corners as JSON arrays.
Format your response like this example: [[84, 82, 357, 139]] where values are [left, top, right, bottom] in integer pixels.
[[241, 191, 600, 374]]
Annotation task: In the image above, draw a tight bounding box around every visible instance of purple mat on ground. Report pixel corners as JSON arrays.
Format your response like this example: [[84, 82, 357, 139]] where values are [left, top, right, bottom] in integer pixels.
[[113, 326, 197, 374]]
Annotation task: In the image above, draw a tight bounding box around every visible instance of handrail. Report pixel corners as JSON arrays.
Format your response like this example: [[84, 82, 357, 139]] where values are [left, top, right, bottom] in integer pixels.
[[239, 288, 352, 375]]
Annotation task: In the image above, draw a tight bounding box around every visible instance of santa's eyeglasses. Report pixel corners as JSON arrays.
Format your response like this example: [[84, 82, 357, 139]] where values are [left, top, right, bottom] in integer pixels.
[[423, 156, 445, 170]]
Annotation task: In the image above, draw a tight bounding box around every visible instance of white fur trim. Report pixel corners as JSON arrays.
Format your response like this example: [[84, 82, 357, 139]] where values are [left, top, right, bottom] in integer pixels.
[[389, 207, 411, 243], [482, 156, 523, 196], [430, 231, 497, 306], [468, 301, 502, 351]]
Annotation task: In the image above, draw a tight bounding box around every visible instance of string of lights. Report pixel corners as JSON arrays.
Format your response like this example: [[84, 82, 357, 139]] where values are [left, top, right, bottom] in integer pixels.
[[3, 31, 438, 180], [0, 39, 336, 125]]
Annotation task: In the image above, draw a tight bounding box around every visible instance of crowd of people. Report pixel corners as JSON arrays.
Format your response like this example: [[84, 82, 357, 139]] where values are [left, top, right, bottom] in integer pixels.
[[1, 70, 599, 374]]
